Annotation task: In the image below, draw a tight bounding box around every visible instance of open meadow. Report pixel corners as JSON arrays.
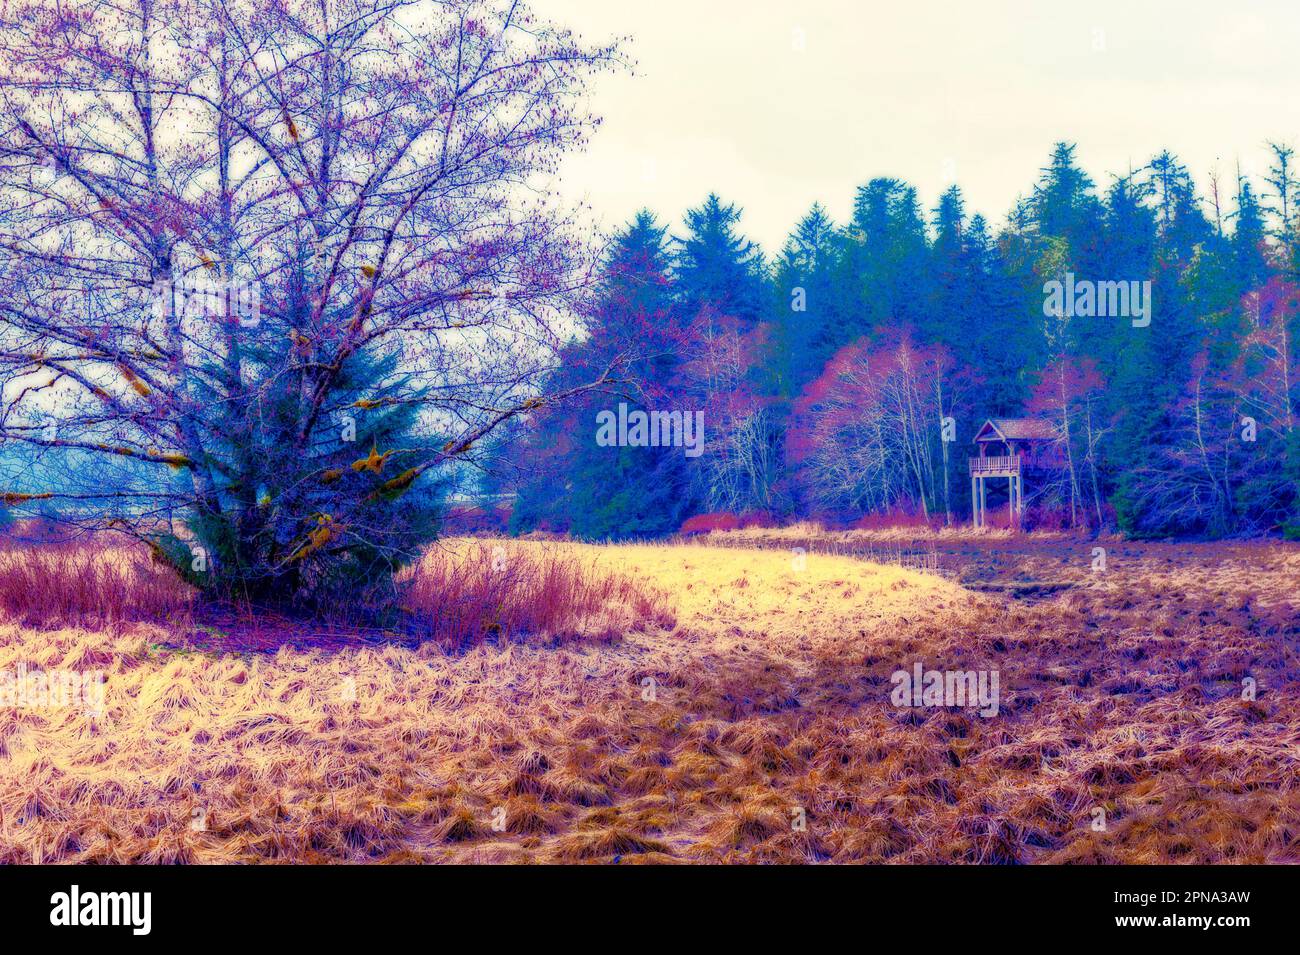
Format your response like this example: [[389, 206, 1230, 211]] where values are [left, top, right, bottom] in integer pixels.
[[1, 532, 1296, 864]]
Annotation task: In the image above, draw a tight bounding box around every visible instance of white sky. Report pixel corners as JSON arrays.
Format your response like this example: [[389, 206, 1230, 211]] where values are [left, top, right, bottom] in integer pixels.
[[536, 0, 1300, 253]]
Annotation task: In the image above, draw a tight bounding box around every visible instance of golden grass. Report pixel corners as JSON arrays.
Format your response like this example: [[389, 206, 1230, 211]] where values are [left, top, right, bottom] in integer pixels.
[[0, 537, 1296, 863]]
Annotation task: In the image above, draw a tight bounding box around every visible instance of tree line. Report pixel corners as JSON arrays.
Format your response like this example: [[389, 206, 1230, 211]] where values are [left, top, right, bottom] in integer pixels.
[[502, 142, 1300, 540]]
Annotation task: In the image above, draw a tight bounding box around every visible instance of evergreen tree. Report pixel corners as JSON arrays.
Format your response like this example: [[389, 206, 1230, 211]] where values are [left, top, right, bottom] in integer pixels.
[[508, 211, 694, 538], [771, 203, 841, 392], [673, 194, 767, 326]]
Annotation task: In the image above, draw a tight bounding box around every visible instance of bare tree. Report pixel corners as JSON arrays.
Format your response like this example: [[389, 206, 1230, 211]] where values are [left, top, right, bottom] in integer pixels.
[[1029, 357, 1108, 528], [0, 0, 622, 604], [789, 335, 955, 521], [674, 311, 778, 514]]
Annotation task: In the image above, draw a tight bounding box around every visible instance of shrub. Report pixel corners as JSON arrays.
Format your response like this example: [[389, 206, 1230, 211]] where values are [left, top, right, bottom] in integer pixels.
[[849, 505, 942, 532], [0, 538, 675, 650], [0, 540, 195, 628], [401, 542, 674, 649], [679, 512, 742, 536]]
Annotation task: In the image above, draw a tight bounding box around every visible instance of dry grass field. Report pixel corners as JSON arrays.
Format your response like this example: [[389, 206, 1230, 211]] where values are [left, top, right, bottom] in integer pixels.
[[0, 533, 1297, 863]]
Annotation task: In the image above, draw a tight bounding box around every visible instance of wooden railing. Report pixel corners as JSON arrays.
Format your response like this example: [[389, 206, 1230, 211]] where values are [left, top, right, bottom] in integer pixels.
[[969, 455, 1021, 475]]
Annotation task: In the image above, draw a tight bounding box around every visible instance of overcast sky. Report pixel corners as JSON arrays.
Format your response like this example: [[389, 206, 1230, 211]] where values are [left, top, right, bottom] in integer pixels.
[[535, 0, 1300, 253]]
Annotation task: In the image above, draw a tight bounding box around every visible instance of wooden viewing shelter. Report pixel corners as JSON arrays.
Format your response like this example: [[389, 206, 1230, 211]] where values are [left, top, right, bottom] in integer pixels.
[[969, 417, 1057, 528]]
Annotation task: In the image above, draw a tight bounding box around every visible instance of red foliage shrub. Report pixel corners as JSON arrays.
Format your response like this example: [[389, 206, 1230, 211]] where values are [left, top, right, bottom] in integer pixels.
[[849, 506, 943, 532], [680, 513, 741, 536], [678, 511, 774, 536]]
